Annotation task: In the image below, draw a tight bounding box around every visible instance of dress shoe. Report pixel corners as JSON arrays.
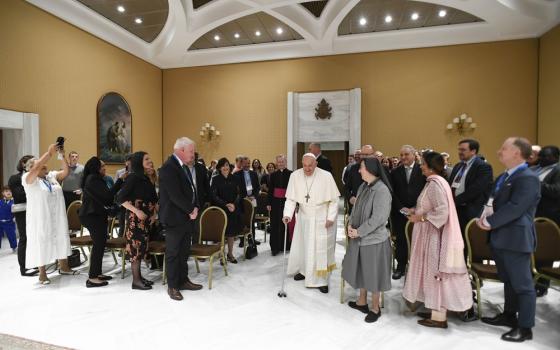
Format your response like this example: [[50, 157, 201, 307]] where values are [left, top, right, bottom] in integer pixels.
[[392, 271, 404, 280], [348, 301, 369, 314], [458, 307, 477, 322], [294, 273, 305, 281], [318, 286, 329, 294], [417, 311, 431, 319], [535, 286, 548, 297], [365, 310, 381, 323], [21, 269, 39, 277], [481, 313, 518, 328], [227, 255, 238, 264], [97, 275, 113, 281], [141, 277, 154, 286], [418, 319, 448, 329], [271, 251, 279, 256], [168, 288, 184, 301], [180, 279, 203, 291], [132, 283, 152, 290], [501, 327, 532, 342], [86, 280, 108, 288]]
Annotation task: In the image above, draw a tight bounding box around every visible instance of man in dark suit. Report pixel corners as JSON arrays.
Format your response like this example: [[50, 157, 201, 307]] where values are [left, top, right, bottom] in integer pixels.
[[186, 153, 211, 244], [477, 137, 540, 343], [158, 137, 203, 301], [533, 145, 560, 296], [344, 145, 374, 213], [309, 143, 332, 173], [390, 145, 426, 280], [234, 156, 260, 246], [449, 139, 493, 236]]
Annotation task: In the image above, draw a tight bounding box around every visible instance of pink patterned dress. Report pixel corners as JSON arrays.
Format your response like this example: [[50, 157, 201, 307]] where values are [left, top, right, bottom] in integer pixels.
[[402, 175, 473, 312]]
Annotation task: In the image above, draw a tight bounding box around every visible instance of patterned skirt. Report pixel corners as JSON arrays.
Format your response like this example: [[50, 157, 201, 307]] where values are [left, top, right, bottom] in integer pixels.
[[124, 200, 155, 262]]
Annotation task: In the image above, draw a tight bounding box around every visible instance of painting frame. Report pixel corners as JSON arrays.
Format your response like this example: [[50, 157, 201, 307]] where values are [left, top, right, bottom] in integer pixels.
[[96, 92, 133, 164]]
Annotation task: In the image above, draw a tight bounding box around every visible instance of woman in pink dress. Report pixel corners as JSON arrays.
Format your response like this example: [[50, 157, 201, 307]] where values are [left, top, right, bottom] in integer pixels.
[[403, 151, 473, 328]]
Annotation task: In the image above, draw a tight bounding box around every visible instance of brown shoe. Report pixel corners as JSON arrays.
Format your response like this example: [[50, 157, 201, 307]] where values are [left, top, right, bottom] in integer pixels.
[[167, 288, 183, 301], [179, 278, 203, 291], [417, 311, 431, 319], [418, 319, 448, 329]]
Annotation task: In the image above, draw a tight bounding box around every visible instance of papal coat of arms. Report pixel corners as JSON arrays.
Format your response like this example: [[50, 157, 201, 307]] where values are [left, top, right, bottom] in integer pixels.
[[315, 98, 332, 120]]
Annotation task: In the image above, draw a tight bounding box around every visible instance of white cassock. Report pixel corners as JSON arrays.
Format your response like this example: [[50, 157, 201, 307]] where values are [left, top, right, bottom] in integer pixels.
[[283, 168, 340, 287]]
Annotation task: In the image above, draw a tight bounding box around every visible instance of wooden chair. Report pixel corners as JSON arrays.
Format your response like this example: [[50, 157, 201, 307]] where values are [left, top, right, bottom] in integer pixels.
[[106, 216, 127, 279], [465, 218, 500, 317], [236, 198, 254, 260], [405, 221, 414, 264], [191, 206, 228, 289], [532, 217, 560, 288], [254, 192, 270, 242], [148, 240, 166, 284], [67, 200, 91, 262]]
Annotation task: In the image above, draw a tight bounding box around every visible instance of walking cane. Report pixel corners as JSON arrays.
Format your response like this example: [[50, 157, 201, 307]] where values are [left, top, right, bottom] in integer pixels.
[[277, 222, 288, 298]]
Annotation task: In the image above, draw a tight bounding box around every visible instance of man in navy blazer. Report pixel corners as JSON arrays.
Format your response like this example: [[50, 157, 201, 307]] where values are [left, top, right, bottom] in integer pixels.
[[159, 137, 203, 301], [477, 137, 541, 343]]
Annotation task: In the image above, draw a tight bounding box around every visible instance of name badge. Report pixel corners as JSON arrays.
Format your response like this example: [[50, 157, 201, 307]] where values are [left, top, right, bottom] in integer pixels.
[[451, 182, 460, 189]]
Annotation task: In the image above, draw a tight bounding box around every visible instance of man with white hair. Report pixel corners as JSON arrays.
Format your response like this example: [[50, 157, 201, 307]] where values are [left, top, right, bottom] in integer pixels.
[[159, 137, 203, 301], [282, 153, 340, 293]]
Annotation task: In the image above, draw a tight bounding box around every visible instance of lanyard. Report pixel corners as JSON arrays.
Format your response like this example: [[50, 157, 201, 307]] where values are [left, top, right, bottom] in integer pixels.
[[41, 178, 53, 193]]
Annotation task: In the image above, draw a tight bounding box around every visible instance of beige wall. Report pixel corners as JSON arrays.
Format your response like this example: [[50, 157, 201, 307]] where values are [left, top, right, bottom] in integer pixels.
[[538, 24, 560, 147], [0, 0, 162, 175], [163, 40, 538, 168]]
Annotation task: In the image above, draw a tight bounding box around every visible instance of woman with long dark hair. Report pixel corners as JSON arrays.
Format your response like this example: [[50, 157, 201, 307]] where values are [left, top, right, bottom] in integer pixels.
[[79, 157, 123, 287], [342, 158, 393, 323], [117, 151, 158, 290]]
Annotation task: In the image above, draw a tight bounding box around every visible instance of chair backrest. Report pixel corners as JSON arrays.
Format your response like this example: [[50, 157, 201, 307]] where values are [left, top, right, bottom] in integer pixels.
[[534, 217, 560, 264], [405, 221, 413, 260], [199, 206, 227, 244], [241, 197, 254, 231], [255, 192, 269, 216], [67, 200, 82, 233], [465, 218, 492, 265]]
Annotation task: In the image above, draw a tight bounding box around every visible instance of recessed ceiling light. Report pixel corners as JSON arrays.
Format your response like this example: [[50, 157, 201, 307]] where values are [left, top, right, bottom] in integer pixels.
[[438, 10, 447, 17], [411, 12, 419, 20], [214, 35, 220, 41], [359, 17, 367, 26], [276, 27, 283, 35], [134, 17, 143, 24], [234, 33, 240, 39], [117, 5, 125, 13], [385, 15, 392, 23], [255, 30, 261, 36]]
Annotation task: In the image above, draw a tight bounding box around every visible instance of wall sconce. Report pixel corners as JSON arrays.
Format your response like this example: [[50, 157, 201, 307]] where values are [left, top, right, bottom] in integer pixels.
[[446, 113, 477, 135], [199, 122, 221, 141]]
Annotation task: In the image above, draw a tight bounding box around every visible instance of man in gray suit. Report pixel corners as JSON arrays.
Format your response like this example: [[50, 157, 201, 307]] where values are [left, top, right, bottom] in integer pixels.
[[477, 137, 541, 343]]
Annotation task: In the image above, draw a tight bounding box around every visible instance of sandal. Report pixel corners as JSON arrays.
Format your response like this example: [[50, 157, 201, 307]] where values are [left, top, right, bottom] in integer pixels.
[[59, 269, 80, 275]]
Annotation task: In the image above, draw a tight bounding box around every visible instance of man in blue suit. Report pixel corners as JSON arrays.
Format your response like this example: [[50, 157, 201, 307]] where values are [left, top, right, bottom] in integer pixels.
[[477, 137, 541, 343]]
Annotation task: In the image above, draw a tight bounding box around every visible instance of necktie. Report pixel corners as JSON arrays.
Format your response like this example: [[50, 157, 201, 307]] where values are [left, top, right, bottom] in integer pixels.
[[405, 166, 412, 183], [182, 165, 198, 205]]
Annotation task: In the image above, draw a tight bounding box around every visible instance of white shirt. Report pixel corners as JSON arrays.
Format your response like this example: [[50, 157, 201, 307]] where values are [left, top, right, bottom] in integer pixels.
[[452, 156, 477, 196]]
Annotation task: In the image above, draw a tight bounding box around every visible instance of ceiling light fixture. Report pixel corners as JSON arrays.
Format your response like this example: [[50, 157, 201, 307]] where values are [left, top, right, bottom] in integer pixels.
[[134, 17, 143, 24], [117, 5, 125, 13], [438, 10, 447, 17], [255, 30, 261, 36], [276, 27, 283, 35], [411, 12, 419, 20], [234, 33, 240, 39], [359, 17, 367, 26], [385, 15, 392, 23], [214, 35, 220, 41]]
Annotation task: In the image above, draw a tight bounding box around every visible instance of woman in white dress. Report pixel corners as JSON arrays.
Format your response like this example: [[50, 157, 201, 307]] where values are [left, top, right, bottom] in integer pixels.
[[23, 143, 78, 284]]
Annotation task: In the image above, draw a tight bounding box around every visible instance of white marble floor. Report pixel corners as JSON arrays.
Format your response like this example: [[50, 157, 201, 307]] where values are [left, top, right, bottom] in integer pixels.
[[0, 215, 559, 350]]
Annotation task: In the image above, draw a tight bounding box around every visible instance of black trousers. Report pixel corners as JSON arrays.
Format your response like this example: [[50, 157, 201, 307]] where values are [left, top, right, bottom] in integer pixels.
[[63, 191, 81, 209], [269, 198, 289, 253], [15, 212, 28, 273], [492, 247, 536, 328], [80, 214, 108, 279], [391, 213, 408, 272], [165, 224, 193, 289]]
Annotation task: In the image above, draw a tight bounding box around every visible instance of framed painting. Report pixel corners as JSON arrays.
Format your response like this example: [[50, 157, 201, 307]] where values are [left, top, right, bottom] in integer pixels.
[[97, 92, 132, 164]]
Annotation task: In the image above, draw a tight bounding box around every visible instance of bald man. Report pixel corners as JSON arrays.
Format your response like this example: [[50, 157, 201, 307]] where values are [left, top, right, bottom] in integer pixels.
[[283, 153, 340, 293]]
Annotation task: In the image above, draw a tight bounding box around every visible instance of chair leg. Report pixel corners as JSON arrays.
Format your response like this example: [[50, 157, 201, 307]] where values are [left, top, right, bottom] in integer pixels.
[[381, 292, 385, 308], [195, 258, 200, 273], [209, 255, 214, 290], [340, 279, 345, 304], [80, 247, 88, 262], [111, 250, 118, 265], [121, 249, 125, 279], [475, 275, 482, 318], [243, 234, 248, 260], [222, 251, 228, 276], [162, 255, 167, 285]]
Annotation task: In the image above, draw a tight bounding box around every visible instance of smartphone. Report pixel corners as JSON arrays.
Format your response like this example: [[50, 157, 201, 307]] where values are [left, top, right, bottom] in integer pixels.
[[56, 136, 65, 160]]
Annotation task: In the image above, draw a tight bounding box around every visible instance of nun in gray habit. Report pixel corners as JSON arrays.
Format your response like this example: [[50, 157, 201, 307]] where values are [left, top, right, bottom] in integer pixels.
[[342, 157, 393, 323]]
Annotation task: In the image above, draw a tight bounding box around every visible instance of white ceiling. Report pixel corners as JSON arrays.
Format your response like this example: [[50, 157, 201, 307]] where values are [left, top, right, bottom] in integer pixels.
[[27, 0, 560, 68]]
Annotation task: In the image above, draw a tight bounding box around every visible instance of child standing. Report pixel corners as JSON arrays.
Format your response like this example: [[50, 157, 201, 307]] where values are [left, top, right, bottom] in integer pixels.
[[0, 186, 18, 252]]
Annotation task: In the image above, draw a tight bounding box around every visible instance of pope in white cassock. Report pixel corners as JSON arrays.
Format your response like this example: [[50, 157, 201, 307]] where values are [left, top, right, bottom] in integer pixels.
[[282, 153, 340, 293]]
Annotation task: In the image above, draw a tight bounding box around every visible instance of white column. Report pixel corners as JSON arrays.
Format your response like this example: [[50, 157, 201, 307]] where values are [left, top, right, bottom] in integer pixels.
[[349, 88, 361, 152], [287, 92, 299, 171]]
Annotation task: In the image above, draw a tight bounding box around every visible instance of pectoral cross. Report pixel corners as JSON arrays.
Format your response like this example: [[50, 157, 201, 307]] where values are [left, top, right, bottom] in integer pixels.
[[305, 194, 310, 203]]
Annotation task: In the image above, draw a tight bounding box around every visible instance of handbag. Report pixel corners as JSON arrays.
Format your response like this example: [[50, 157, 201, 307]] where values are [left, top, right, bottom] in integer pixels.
[[67, 249, 82, 268], [245, 233, 258, 260], [11, 203, 26, 213]]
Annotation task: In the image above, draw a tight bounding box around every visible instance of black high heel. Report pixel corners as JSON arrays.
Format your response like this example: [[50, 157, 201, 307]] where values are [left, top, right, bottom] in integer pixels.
[[141, 277, 154, 286], [132, 283, 152, 290], [86, 280, 108, 288]]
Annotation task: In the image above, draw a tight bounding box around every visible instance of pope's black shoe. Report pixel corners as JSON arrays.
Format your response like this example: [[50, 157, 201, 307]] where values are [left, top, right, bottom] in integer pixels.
[[294, 273, 305, 281], [318, 286, 329, 294], [501, 327, 532, 343]]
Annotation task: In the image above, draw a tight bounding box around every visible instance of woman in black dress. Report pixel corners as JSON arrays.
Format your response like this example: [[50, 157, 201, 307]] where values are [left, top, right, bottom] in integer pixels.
[[80, 157, 124, 288], [117, 151, 158, 290], [210, 157, 242, 263]]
